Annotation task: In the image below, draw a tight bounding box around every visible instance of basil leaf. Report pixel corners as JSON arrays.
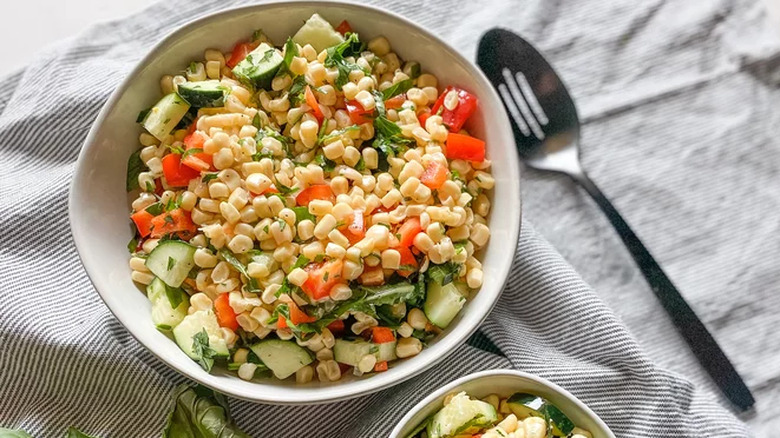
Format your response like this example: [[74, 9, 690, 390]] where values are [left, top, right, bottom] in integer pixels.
[[162, 385, 250, 438], [381, 78, 413, 100], [292, 206, 315, 223], [0, 429, 34, 438], [191, 329, 217, 372], [219, 249, 261, 292], [324, 33, 368, 89], [126, 149, 145, 192], [66, 427, 99, 438]]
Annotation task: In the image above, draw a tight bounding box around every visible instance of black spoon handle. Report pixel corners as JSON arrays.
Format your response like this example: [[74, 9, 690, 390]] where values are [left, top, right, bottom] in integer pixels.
[[571, 170, 754, 411]]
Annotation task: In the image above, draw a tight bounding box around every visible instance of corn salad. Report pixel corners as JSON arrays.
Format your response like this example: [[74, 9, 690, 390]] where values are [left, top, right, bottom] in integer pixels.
[[414, 392, 592, 438], [126, 14, 493, 383]]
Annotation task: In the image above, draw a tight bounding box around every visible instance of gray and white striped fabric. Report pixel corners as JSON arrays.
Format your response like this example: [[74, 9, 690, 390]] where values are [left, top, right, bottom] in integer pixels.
[[1, 0, 774, 436]]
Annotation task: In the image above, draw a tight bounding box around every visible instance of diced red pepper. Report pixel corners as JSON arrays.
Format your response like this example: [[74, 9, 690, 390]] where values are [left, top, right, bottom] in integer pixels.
[[305, 86, 325, 123], [445, 132, 486, 162], [277, 316, 288, 329], [131, 209, 155, 238], [327, 319, 345, 334], [226, 41, 259, 68], [346, 100, 373, 125], [162, 153, 200, 187], [214, 293, 239, 331], [374, 361, 389, 372], [384, 94, 406, 110], [430, 86, 478, 132], [396, 217, 422, 248], [301, 261, 344, 300], [149, 208, 197, 239], [335, 20, 352, 35], [417, 109, 431, 128], [154, 178, 164, 196], [420, 161, 448, 189], [397, 246, 418, 277], [296, 184, 335, 206], [181, 131, 213, 172], [371, 327, 395, 344], [289, 301, 317, 325]]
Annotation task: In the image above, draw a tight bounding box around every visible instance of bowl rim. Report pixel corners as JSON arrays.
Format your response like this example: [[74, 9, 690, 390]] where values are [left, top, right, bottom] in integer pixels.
[[389, 369, 616, 438], [69, 0, 522, 404]]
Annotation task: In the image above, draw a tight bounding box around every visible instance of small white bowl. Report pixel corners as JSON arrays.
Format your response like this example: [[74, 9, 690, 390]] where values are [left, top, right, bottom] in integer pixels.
[[69, 1, 521, 404], [391, 370, 615, 438]]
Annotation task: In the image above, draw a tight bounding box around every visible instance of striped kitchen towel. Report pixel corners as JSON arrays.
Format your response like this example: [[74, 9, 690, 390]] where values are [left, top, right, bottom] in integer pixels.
[[0, 0, 763, 436]]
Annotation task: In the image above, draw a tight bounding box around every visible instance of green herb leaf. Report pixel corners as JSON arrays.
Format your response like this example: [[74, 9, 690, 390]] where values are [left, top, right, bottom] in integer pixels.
[[292, 206, 316, 223], [181, 148, 203, 159], [313, 153, 337, 172], [145, 203, 164, 216], [162, 282, 185, 310], [289, 75, 309, 106], [126, 149, 146, 192], [191, 329, 217, 372], [201, 173, 219, 183], [324, 33, 368, 90], [273, 177, 300, 196], [320, 124, 360, 144], [381, 79, 414, 100], [427, 262, 461, 286], [276, 37, 299, 77], [219, 249, 262, 292], [161, 384, 250, 438], [167, 256, 176, 271], [252, 29, 266, 42]]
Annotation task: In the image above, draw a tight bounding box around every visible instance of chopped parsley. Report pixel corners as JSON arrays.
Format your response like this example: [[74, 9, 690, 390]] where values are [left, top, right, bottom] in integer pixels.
[[323, 33, 368, 90], [201, 173, 219, 183], [166, 256, 175, 271]]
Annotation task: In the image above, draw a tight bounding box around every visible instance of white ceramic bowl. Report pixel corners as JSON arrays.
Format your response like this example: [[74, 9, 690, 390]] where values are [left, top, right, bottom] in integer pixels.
[[69, 1, 521, 404], [390, 370, 615, 438]]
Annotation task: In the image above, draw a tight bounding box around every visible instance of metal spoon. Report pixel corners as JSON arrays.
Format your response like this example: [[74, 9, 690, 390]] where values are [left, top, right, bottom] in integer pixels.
[[477, 28, 754, 411]]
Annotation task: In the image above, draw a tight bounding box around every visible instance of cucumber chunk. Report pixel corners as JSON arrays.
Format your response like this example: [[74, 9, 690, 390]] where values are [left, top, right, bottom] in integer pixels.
[[172, 310, 229, 360], [145, 240, 196, 288], [333, 339, 398, 366], [427, 392, 498, 438], [333, 339, 372, 366], [375, 341, 397, 362], [292, 13, 345, 52], [141, 92, 191, 140], [250, 339, 313, 380], [507, 393, 575, 437], [146, 277, 189, 330], [232, 43, 283, 90], [424, 282, 466, 328], [177, 80, 229, 107]]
